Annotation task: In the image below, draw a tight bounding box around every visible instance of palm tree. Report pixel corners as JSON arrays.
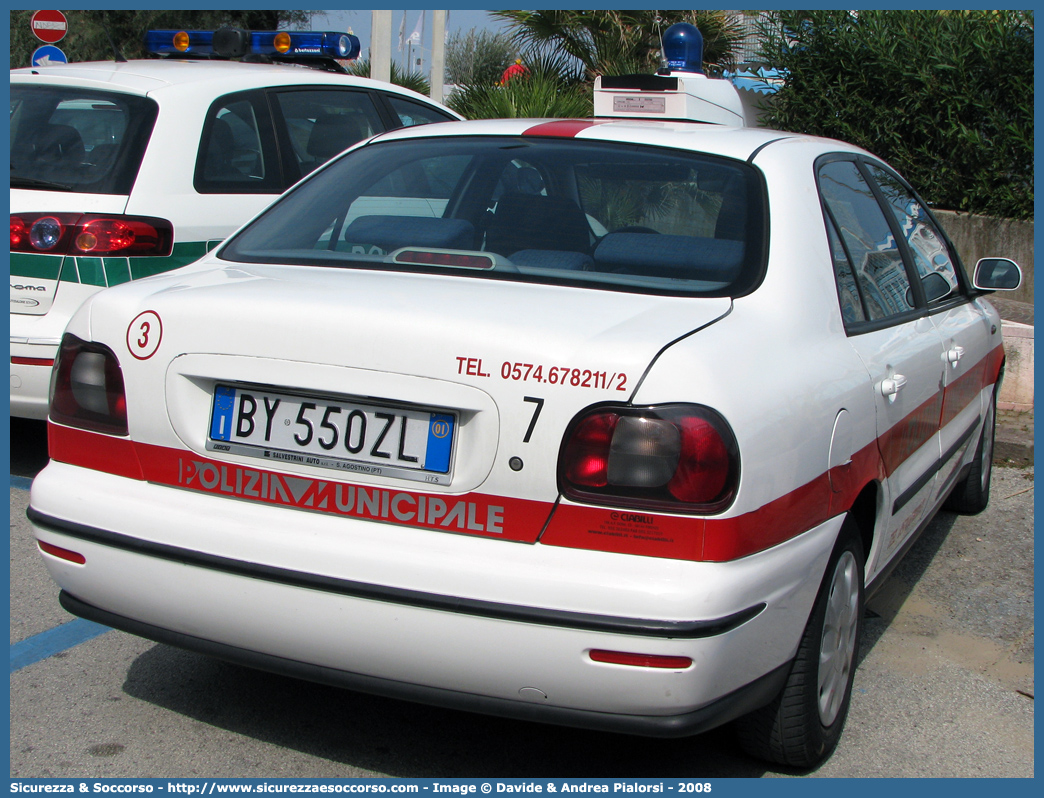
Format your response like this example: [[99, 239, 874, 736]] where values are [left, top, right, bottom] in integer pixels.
[[491, 10, 745, 80], [345, 58, 430, 96]]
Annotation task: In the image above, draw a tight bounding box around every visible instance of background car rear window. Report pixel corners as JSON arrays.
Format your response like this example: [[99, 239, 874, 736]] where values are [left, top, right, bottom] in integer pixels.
[[10, 86, 157, 195], [220, 137, 766, 297]]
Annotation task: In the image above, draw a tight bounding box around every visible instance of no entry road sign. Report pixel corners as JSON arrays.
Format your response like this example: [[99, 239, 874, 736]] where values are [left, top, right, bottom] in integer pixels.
[[31, 10, 68, 44]]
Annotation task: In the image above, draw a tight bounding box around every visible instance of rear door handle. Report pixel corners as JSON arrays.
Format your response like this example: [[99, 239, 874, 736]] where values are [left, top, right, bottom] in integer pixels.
[[947, 346, 966, 367], [881, 374, 907, 401]]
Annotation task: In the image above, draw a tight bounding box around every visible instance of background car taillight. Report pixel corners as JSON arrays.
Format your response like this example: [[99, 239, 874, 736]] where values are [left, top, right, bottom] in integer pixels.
[[10, 213, 173, 257], [558, 403, 739, 513], [49, 334, 128, 435]]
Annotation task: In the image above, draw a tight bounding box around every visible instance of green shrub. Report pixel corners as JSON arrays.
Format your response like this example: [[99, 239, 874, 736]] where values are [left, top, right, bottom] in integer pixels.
[[758, 10, 1033, 220], [448, 67, 592, 120]]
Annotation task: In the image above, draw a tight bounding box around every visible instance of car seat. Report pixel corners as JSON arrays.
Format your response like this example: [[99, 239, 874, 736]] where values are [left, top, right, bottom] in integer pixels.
[[35, 124, 85, 168], [485, 194, 592, 257], [306, 114, 371, 167]]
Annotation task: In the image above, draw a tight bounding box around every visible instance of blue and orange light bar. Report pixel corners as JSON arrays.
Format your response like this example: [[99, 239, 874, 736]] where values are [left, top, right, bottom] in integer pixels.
[[145, 29, 361, 61]]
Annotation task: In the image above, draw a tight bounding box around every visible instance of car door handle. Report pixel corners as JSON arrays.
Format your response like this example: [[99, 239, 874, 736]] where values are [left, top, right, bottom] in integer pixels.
[[947, 346, 966, 367], [881, 374, 907, 400]]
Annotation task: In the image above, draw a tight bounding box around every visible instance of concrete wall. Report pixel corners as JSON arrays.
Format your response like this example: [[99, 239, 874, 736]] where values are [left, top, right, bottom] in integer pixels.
[[998, 322, 1033, 412], [933, 211, 1034, 410], [935, 210, 1034, 305]]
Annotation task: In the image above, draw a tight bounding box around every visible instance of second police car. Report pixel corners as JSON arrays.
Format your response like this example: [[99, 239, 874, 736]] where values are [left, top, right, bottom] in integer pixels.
[[28, 28, 1022, 768], [10, 28, 461, 419]]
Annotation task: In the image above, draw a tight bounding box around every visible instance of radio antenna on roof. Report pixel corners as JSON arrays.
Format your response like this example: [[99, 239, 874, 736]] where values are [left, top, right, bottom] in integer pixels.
[[102, 12, 128, 63]]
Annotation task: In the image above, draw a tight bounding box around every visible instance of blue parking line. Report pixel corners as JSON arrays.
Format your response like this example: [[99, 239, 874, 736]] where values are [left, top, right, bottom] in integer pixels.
[[10, 472, 112, 671], [10, 618, 112, 674], [10, 475, 33, 491]]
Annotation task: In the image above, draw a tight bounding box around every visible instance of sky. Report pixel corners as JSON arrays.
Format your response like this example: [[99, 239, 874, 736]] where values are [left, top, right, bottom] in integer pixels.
[[310, 9, 512, 71]]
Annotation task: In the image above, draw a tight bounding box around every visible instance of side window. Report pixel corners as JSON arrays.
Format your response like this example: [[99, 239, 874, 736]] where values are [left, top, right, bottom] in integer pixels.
[[818, 159, 915, 322], [865, 163, 961, 305], [384, 96, 455, 128], [272, 90, 383, 177], [826, 215, 866, 325], [195, 94, 280, 194]]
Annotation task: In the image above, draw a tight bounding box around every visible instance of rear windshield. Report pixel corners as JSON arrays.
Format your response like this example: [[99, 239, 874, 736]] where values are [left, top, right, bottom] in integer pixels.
[[10, 85, 157, 195], [221, 136, 767, 296]]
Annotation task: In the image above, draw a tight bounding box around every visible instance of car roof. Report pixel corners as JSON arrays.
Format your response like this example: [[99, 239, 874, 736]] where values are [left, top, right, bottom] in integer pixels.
[[10, 58, 453, 109], [366, 116, 871, 166]]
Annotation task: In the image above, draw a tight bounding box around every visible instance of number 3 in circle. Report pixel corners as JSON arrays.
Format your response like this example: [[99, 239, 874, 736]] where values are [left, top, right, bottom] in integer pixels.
[[127, 310, 163, 360]]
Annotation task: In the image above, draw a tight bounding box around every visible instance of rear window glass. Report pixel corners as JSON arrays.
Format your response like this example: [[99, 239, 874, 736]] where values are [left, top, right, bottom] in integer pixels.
[[10, 85, 157, 195], [221, 136, 766, 296]]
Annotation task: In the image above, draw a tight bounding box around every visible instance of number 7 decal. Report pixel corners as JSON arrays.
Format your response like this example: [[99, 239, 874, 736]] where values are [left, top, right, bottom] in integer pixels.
[[523, 396, 544, 443]]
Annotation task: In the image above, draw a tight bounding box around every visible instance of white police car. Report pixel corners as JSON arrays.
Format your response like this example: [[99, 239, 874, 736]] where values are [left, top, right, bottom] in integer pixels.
[[28, 60, 1022, 767], [10, 28, 461, 419]]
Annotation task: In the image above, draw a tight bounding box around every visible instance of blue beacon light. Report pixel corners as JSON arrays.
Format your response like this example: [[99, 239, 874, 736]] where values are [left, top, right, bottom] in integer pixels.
[[661, 22, 704, 74]]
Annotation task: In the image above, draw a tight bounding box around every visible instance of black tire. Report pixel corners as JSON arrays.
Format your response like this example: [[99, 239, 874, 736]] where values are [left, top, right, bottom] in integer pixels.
[[735, 519, 864, 769], [944, 391, 996, 514]]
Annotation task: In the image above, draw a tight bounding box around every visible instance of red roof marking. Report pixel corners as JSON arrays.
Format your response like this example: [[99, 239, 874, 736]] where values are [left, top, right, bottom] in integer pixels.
[[522, 120, 607, 138]]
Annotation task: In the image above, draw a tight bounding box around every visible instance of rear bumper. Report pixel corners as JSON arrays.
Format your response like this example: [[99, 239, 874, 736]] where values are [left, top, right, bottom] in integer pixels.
[[60, 589, 791, 738], [10, 340, 58, 420], [29, 461, 841, 727]]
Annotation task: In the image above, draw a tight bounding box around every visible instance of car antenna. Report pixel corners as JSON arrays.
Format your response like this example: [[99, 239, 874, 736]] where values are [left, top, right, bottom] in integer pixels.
[[655, 12, 669, 74], [101, 13, 128, 62]]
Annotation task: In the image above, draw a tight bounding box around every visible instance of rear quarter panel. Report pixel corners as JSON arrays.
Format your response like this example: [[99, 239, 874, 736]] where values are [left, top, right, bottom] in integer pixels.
[[631, 138, 880, 562]]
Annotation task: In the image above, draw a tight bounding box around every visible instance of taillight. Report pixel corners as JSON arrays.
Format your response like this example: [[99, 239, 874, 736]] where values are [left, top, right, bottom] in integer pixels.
[[49, 334, 128, 436], [9, 213, 173, 257], [10, 215, 29, 248], [559, 404, 739, 513]]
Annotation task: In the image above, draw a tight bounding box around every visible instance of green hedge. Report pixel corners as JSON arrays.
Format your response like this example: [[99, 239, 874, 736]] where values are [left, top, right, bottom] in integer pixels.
[[758, 10, 1033, 220]]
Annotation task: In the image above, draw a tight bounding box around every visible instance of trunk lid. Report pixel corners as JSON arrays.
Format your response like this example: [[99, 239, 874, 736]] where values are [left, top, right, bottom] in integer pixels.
[[89, 262, 732, 541]]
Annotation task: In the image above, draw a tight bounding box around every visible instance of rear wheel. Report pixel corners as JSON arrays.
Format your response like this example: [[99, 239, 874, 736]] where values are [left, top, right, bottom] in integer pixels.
[[736, 519, 864, 768], [944, 391, 996, 514]]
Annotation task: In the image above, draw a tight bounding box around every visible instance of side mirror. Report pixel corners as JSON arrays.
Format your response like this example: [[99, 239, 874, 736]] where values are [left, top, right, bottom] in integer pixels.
[[973, 258, 1022, 292]]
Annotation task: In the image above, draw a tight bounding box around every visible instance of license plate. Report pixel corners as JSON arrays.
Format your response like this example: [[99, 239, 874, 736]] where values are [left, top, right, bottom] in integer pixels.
[[207, 384, 455, 484]]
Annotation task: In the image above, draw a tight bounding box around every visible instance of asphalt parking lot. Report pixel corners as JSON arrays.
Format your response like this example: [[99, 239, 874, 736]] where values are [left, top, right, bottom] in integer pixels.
[[9, 415, 1034, 778]]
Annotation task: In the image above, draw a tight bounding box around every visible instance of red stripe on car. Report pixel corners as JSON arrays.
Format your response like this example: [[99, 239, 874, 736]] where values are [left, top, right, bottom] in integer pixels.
[[44, 343, 1002, 563], [47, 425, 550, 544]]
